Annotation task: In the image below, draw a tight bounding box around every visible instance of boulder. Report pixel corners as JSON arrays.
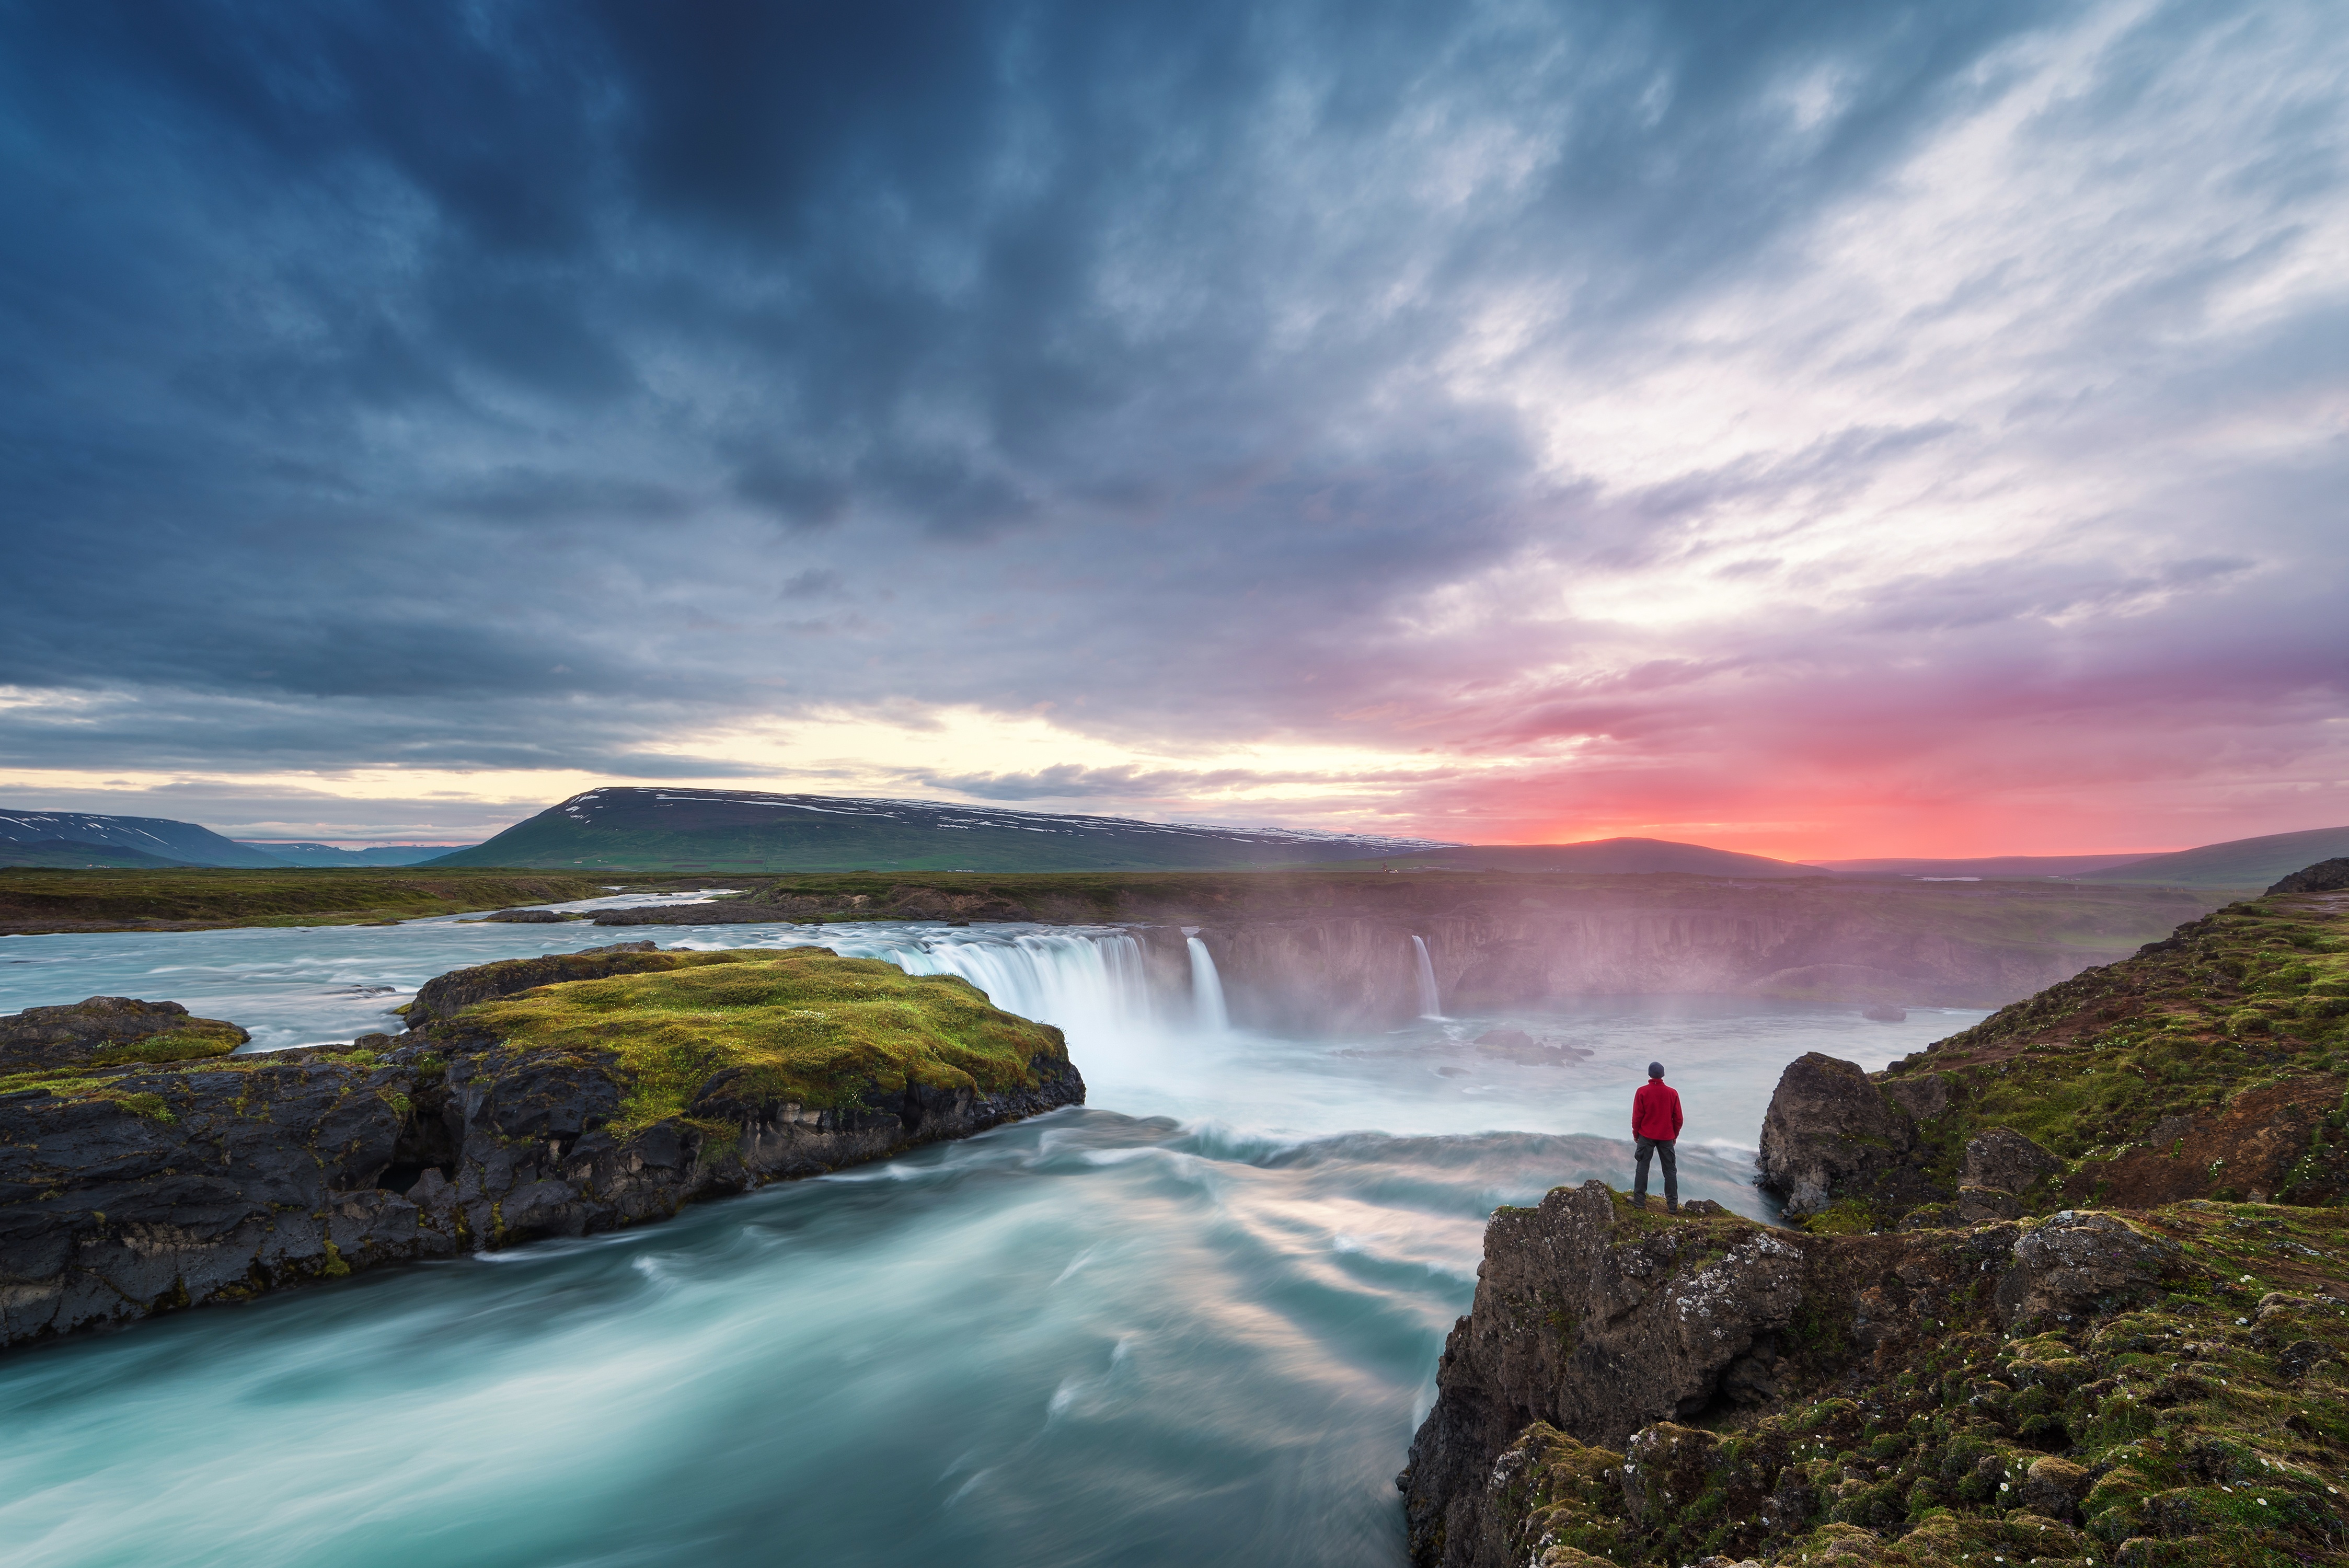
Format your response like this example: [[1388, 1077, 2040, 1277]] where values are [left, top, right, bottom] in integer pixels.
[[2268, 858, 2349, 895], [1879, 1071, 1949, 1121], [1962, 1126, 2064, 1196], [1996, 1210, 2179, 1327], [0, 997, 248, 1071], [1757, 1053, 1911, 1215]]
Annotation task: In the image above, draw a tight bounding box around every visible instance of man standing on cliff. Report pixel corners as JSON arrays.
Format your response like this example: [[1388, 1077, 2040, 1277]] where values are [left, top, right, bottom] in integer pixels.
[[1631, 1061, 1682, 1214]]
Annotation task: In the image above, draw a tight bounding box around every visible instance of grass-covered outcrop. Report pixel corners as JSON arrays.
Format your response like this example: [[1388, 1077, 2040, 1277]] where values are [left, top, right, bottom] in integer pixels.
[[1406, 1183, 2349, 1568], [1764, 884, 2349, 1230], [446, 947, 1072, 1133], [2, 948, 1085, 1351]]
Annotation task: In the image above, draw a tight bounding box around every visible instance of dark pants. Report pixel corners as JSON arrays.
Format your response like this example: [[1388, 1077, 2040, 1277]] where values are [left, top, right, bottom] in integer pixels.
[[1634, 1136, 1677, 1207]]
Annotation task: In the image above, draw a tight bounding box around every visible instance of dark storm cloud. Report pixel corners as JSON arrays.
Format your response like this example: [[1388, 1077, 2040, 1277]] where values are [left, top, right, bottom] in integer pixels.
[[0, 0, 2342, 850]]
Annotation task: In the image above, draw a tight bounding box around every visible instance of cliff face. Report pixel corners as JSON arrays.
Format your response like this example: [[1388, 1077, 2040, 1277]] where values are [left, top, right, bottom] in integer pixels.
[[601, 873, 2223, 1028], [0, 947, 1083, 1352], [1400, 1182, 2349, 1568]]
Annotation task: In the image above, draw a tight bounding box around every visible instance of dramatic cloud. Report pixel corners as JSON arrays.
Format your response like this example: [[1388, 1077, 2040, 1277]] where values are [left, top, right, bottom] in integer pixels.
[[0, 0, 2342, 853]]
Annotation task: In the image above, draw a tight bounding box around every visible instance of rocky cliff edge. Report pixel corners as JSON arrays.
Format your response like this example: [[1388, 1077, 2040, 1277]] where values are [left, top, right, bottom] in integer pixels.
[[1401, 1180, 2349, 1567]]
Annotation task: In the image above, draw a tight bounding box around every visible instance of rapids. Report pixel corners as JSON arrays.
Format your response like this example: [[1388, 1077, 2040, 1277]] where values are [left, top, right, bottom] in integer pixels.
[[0, 902, 1983, 1567]]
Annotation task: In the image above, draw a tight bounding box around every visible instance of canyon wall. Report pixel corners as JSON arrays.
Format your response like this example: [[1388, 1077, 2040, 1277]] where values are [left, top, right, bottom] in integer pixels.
[[1164, 877, 2224, 1033]]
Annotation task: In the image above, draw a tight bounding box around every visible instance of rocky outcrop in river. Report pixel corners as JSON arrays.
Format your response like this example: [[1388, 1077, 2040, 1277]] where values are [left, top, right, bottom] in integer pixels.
[[0, 946, 1082, 1351]]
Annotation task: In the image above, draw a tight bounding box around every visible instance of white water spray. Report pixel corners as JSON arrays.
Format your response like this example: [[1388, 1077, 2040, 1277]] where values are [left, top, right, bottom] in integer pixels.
[[817, 928, 1157, 1052], [1185, 936, 1229, 1032], [1411, 935, 1443, 1019]]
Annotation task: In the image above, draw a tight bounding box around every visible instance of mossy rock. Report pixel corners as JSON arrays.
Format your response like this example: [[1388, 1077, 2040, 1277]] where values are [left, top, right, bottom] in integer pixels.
[[454, 947, 1070, 1133]]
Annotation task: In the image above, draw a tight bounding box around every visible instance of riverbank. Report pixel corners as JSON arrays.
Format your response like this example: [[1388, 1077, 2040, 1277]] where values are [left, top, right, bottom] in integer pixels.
[[0, 867, 715, 934]]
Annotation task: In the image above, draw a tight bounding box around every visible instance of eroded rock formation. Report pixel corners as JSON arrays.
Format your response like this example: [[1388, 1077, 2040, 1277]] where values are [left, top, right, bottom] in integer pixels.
[[0, 951, 1083, 1351], [1399, 1184, 2341, 1567]]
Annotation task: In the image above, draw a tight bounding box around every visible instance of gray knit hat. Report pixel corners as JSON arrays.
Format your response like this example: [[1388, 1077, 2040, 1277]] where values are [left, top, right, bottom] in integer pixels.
[[1647, 1061, 1665, 1078]]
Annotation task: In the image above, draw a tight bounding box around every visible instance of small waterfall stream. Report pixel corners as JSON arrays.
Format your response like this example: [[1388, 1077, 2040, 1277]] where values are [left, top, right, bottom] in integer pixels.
[[1410, 935, 1443, 1019], [1185, 934, 1230, 1032]]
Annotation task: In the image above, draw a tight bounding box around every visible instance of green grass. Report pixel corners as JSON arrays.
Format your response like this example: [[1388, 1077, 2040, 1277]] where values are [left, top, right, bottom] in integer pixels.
[[455, 948, 1069, 1132], [1871, 893, 2349, 1196], [0, 867, 638, 933]]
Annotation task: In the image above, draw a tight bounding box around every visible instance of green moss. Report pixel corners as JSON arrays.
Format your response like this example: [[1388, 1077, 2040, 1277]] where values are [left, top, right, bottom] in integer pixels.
[[1803, 1197, 1879, 1235], [456, 947, 1067, 1133], [1484, 1205, 2349, 1566], [86, 1023, 245, 1067]]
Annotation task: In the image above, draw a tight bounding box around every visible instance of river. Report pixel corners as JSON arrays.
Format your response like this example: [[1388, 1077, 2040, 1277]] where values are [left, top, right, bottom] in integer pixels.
[[0, 899, 1981, 1566]]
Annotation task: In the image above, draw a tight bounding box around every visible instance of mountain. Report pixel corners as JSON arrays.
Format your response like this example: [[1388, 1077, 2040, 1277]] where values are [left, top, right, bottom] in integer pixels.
[[235, 842, 478, 868], [425, 788, 1457, 872], [0, 837, 193, 869], [2075, 824, 2349, 887], [1377, 838, 1819, 877], [0, 810, 287, 868], [1808, 852, 2152, 879]]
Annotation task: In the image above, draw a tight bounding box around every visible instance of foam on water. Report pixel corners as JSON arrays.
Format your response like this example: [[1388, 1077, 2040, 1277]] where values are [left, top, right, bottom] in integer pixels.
[[0, 910, 1985, 1566]]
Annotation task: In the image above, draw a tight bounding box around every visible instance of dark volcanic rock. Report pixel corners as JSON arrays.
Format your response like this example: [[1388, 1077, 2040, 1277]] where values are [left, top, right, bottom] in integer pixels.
[[1755, 1052, 1911, 1216], [1962, 1125, 2065, 1196], [0, 1045, 434, 1346], [0, 996, 248, 1070], [480, 907, 572, 923], [1, 949, 1084, 1352], [1397, 1186, 2205, 1568], [2270, 857, 2349, 895]]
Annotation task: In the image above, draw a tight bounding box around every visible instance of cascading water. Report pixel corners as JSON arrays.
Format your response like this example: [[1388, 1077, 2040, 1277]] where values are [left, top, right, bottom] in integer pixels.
[[1411, 935, 1443, 1019], [0, 907, 1978, 1568], [1185, 933, 1229, 1031], [828, 927, 1158, 1045]]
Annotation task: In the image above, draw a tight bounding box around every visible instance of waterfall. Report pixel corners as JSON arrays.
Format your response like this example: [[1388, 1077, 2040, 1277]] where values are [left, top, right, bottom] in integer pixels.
[[1411, 935, 1443, 1019], [1185, 936, 1229, 1032], [815, 928, 1157, 1052]]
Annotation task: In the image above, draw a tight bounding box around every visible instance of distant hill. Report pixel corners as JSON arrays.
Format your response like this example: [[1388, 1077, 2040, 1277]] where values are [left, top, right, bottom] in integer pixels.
[[425, 788, 1456, 872], [0, 809, 285, 868], [1376, 838, 1818, 877], [2075, 825, 2349, 888], [1809, 853, 2151, 880], [0, 837, 192, 870], [236, 842, 478, 868]]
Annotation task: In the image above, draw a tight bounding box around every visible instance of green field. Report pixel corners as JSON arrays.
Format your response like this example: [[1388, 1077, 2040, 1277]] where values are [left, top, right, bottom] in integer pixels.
[[0, 867, 654, 934]]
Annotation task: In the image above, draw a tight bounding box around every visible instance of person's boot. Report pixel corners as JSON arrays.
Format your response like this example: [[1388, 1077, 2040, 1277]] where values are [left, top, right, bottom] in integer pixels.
[[1632, 1194, 1648, 1210], [1666, 1201, 1680, 1215]]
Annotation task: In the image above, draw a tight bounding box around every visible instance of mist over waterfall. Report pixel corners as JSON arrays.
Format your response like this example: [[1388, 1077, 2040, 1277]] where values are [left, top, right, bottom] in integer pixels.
[[873, 928, 1158, 1045], [1411, 935, 1443, 1019], [1185, 934, 1230, 1031]]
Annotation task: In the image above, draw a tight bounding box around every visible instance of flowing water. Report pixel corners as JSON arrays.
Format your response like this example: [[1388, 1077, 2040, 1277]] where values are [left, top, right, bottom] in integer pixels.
[[0, 902, 1985, 1567]]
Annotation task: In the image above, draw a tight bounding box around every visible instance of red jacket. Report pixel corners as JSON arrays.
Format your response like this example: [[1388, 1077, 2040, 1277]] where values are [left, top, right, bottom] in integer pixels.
[[1632, 1080, 1683, 1142]]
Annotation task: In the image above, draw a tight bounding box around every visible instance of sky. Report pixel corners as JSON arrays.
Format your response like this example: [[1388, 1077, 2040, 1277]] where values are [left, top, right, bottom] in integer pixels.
[[1, 1, 2344, 856]]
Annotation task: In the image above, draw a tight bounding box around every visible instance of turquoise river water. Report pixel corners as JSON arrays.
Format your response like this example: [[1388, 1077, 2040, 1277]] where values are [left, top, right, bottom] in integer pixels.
[[0, 896, 1983, 1566]]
